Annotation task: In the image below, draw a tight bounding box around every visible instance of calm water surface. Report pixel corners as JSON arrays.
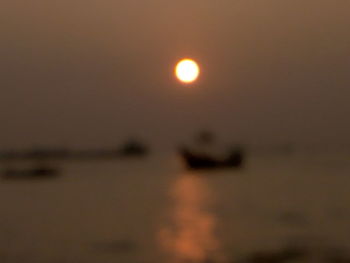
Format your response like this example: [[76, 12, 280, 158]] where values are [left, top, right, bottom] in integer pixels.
[[0, 153, 349, 262]]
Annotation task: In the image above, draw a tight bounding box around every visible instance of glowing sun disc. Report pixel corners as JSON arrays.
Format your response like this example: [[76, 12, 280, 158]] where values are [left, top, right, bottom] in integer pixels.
[[175, 59, 200, 84]]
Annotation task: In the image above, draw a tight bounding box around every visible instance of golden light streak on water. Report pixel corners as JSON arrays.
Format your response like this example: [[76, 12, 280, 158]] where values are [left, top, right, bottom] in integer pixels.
[[159, 174, 225, 263]]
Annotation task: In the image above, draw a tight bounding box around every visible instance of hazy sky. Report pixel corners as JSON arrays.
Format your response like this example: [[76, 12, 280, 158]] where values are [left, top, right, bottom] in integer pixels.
[[1, 0, 350, 148]]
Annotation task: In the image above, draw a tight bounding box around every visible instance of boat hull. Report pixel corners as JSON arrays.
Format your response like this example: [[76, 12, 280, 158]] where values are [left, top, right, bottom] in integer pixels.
[[179, 148, 244, 170]]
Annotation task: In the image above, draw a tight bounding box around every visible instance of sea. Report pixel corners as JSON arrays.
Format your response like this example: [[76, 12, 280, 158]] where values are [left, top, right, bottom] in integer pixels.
[[0, 151, 349, 263]]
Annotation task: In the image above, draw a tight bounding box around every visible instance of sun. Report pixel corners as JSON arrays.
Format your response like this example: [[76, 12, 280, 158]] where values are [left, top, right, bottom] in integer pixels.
[[175, 59, 200, 84]]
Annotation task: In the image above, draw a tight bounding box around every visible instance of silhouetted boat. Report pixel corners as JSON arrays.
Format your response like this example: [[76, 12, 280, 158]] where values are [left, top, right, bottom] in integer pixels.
[[2, 166, 59, 179], [118, 139, 149, 157], [179, 147, 244, 170]]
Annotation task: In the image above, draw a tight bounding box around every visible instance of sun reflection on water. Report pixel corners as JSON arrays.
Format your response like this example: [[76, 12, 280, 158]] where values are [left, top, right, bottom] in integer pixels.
[[159, 173, 224, 263]]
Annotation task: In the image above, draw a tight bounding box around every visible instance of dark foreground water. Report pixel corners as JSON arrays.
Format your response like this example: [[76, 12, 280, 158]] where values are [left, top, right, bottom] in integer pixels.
[[0, 152, 349, 263]]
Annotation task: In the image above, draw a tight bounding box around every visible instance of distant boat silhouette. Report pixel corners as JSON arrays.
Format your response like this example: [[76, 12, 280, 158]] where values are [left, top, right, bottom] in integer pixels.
[[2, 165, 59, 179], [118, 139, 149, 157], [179, 147, 244, 170]]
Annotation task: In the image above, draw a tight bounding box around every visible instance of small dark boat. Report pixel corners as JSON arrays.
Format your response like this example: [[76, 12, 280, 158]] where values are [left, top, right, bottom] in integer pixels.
[[180, 147, 244, 170], [118, 139, 149, 157], [2, 166, 59, 179]]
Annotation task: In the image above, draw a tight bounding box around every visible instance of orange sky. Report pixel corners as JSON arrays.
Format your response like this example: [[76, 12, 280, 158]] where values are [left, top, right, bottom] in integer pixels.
[[1, 0, 350, 148]]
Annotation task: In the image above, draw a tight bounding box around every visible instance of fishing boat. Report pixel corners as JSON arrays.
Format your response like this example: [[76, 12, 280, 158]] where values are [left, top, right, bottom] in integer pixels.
[[179, 147, 244, 170], [2, 165, 59, 179], [118, 139, 149, 157]]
